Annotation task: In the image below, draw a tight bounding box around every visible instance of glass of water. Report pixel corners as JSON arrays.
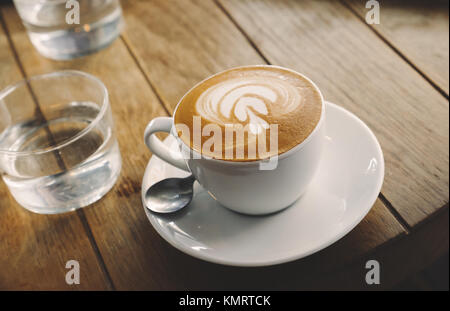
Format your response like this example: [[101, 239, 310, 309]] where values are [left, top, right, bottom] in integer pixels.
[[12, 0, 123, 60], [0, 71, 122, 214]]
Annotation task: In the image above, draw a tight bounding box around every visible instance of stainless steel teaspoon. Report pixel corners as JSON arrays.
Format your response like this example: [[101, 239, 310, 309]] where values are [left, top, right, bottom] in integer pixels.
[[144, 175, 196, 213]]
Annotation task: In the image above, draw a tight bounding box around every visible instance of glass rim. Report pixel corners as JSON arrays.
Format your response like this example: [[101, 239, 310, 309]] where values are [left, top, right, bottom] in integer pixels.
[[0, 70, 109, 156]]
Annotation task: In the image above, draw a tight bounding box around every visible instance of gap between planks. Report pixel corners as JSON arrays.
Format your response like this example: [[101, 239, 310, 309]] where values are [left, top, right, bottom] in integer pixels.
[[212, 0, 416, 232], [120, 35, 171, 116], [339, 0, 449, 100], [379, 193, 411, 233], [213, 0, 270, 64], [119, 20, 413, 285], [0, 9, 116, 291], [3, 1, 440, 284]]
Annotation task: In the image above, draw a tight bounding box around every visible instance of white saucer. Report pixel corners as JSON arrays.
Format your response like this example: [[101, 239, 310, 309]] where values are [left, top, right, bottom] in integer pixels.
[[141, 102, 384, 267]]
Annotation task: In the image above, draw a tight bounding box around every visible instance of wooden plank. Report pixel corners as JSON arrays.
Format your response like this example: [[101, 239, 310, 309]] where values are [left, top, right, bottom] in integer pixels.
[[0, 15, 110, 290], [117, 0, 405, 289], [0, 5, 171, 290], [120, 0, 264, 113], [148, 200, 407, 290], [3, 1, 405, 289], [217, 0, 449, 227], [312, 206, 449, 290], [345, 0, 449, 95]]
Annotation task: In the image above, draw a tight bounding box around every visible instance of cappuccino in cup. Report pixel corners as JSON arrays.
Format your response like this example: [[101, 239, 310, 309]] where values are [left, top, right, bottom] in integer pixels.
[[144, 65, 325, 214], [174, 66, 322, 161]]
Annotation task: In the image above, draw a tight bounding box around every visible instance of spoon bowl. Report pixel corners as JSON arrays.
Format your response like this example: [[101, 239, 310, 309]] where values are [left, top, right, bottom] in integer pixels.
[[144, 175, 196, 213]]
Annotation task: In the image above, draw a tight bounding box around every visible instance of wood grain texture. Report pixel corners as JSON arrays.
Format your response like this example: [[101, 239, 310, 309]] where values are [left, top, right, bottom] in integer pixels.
[[1, 0, 443, 290], [345, 0, 449, 95], [317, 205, 449, 290], [0, 15, 110, 290], [218, 0, 449, 227], [116, 0, 407, 289], [3, 1, 404, 290], [120, 0, 264, 113], [0, 5, 171, 290]]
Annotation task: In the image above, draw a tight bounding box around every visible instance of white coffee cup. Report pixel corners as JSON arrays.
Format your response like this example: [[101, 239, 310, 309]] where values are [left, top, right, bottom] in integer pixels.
[[144, 70, 325, 215]]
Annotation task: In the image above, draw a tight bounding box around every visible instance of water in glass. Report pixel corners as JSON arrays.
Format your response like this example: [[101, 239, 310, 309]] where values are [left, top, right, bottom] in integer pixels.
[[13, 0, 123, 60]]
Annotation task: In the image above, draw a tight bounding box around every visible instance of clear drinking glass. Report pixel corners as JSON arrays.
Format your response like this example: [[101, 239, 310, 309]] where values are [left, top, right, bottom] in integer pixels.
[[12, 0, 123, 60], [0, 71, 122, 214]]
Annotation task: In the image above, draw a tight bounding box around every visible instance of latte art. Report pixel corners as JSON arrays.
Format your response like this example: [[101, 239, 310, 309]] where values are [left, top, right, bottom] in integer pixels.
[[174, 66, 323, 161], [195, 77, 303, 134]]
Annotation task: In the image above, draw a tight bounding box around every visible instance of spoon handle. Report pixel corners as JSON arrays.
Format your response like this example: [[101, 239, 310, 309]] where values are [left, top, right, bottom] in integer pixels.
[[186, 174, 196, 183]]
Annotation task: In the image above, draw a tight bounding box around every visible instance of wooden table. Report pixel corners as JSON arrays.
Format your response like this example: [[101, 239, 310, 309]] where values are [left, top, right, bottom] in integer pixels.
[[0, 0, 448, 290]]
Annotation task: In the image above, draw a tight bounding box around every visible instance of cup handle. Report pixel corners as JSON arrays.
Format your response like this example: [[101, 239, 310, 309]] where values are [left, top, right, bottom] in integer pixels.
[[144, 116, 190, 172]]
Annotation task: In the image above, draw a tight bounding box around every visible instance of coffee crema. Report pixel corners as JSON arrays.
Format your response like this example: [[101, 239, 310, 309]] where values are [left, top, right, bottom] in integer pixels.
[[174, 66, 322, 161]]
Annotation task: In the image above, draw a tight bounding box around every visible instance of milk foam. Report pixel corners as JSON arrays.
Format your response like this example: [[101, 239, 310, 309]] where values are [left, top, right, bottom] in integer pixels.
[[174, 66, 322, 161], [195, 77, 302, 134]]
